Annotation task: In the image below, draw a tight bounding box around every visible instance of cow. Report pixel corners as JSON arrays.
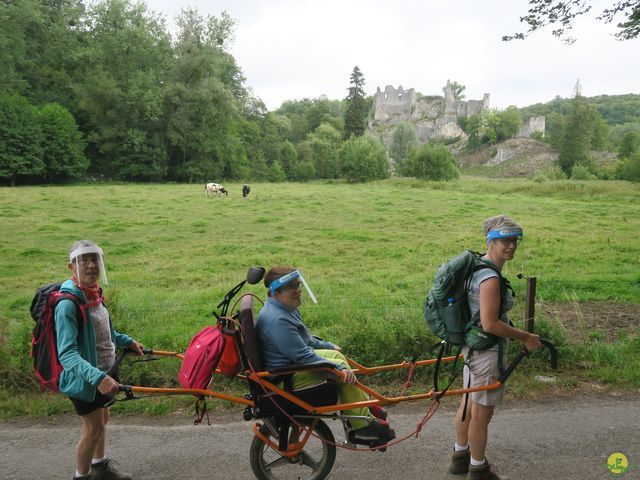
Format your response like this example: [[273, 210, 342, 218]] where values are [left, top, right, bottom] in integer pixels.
[[205, 182, 228, 197], [242, 184, 251, 198]]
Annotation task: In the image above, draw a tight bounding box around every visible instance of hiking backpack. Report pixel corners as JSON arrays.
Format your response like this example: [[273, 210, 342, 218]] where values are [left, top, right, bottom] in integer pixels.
[[424, 250, 511, 351], [30, 283, 86, 392]]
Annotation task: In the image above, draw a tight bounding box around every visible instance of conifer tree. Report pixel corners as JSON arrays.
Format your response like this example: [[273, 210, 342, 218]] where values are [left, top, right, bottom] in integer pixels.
[[344, 66, 367, 139]]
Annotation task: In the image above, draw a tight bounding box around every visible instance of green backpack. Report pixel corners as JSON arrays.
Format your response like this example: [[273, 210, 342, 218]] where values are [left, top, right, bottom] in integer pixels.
[[424, 250, 510, 351]]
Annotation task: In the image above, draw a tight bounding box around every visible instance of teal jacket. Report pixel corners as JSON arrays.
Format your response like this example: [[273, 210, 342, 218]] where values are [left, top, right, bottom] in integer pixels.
[[54, 279, 133, 402]]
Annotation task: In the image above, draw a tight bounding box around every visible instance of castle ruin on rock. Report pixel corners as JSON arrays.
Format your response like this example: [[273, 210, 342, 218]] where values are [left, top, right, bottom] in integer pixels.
[[369, 80, 544, 149]]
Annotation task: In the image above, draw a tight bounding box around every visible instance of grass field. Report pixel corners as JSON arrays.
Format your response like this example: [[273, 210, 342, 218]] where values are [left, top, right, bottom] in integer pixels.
[[1, 177, 639, 418]]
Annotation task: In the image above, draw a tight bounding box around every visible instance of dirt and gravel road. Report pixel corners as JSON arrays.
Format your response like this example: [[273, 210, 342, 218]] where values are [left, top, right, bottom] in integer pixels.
[[1, 395, 638, 480]]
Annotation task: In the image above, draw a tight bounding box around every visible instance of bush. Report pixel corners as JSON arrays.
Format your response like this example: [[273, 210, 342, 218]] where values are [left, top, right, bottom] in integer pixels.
[[402, 143, 459, 181], [617, 152, 640, 182], [339, 135, 388, 182], [531, 166, 566, 183], [531, 131, 545, 141], [547, 165, 567, 180], [266, 161, 286, 182], [571, 164, 597, 180], [293, 161, 315, 182]]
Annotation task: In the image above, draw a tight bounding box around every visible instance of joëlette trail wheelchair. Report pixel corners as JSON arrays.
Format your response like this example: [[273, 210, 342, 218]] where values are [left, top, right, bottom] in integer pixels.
[[115, 267, 557, 480]]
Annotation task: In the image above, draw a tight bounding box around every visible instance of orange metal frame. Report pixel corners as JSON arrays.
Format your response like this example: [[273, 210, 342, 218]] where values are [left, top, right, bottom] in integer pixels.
[[119, 349, 508, 456], [121, 351, 505, 413]]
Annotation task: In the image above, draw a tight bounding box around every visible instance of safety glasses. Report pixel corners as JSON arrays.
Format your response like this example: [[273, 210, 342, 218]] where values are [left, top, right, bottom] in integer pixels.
[[496, 237, 521, 246]]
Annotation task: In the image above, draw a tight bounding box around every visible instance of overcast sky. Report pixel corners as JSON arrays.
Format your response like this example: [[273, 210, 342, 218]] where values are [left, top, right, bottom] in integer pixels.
[[144, 0, 639, 111]]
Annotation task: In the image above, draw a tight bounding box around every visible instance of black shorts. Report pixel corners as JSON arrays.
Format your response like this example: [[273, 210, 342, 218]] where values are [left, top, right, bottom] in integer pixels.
[[70, 391, 116, 416]]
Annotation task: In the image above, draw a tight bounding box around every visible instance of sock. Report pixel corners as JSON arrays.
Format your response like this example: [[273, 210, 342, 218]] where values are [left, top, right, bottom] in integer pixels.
[[470, 456, 486, 466], [75, 471, 91, 478], [92, 457, 107, 465], [454, 442, 469, 452]]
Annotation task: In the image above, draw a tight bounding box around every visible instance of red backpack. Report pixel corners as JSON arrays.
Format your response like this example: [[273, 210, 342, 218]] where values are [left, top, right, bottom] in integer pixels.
[[178, 326, 225, 390], [30, 283, 88, 392]]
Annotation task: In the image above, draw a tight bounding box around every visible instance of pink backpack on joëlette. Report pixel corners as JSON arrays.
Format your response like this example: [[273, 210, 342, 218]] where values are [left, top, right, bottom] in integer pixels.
[[178, 326, 225, 390]]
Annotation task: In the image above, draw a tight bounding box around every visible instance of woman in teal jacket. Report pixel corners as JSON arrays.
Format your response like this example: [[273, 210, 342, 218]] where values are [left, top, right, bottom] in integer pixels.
[[55, 240, 143, 480]]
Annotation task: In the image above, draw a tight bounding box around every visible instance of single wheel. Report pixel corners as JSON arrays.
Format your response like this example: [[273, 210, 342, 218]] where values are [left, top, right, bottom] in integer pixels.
[[249, 418, 336, 480]]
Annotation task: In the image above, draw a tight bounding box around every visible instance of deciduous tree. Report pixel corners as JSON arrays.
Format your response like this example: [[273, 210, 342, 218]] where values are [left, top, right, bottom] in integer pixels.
[[0, 94, 44, 185], [308, 123, 342, 179], [390, 121, 418, 169], [619, 131, 640, 159], [340, 135, 388, 182], [37, 103, 88, 182], [503, 0, 640, 43]]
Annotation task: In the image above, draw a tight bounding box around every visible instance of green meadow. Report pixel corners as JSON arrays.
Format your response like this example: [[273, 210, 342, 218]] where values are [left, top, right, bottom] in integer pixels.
[[1, 178, 639, 418]]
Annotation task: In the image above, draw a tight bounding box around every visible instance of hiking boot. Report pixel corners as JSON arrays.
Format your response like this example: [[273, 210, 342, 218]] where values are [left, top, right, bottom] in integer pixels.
[[467, 461, 509, 480], [449, 449, 470, 474], [369, 405, 388, 420], [348, 419, 396, 444], [91, 459, 133, 480]]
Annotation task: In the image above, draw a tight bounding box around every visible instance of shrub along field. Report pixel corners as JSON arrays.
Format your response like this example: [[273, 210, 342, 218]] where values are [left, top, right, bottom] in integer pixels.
[[1, 178, 639, 418]]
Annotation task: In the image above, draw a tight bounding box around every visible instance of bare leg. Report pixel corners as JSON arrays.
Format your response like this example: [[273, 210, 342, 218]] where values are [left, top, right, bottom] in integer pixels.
[[468, 402, 494, 461], [76, 408, 107, 475], [92, 407, 109, 460], [454, 394, 472, 447]]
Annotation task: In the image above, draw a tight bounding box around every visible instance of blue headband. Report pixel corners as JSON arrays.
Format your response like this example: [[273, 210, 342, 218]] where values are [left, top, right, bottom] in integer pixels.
[[487, 228, 523, 241], [269, 270, 301, 293]]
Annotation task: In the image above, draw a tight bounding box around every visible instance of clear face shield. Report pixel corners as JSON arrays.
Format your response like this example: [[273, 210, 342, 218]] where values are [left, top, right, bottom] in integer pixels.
[[487, 227, 525, 268], [69, 245, 108, 286], [486, 227, 524, 247], [269, 269, 318, 304]]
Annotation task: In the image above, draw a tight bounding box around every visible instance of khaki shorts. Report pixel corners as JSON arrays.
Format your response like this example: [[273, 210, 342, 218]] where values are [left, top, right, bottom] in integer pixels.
[[462, 346, 507, 407]]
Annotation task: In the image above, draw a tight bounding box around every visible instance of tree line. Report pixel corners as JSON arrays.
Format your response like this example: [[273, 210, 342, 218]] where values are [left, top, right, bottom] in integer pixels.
[[2, 0, 636, 185], [0, 0, 396, 185]]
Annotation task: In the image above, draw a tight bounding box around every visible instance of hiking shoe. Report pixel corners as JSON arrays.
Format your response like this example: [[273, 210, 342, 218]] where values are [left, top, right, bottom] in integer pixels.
[[91, 459, 133, 480], [369, 405, 388, 420], [467, 461, 509, 480], [449, 449, 470, 474], [348, 419, 396, 444]]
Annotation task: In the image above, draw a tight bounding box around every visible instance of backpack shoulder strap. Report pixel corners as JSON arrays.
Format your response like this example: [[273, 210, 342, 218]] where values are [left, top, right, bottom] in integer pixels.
[[54, 292, 88, 325]]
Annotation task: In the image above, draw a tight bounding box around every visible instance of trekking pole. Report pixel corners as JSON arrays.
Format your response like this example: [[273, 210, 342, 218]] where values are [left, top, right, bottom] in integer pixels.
[[497, 338, 558, 384]]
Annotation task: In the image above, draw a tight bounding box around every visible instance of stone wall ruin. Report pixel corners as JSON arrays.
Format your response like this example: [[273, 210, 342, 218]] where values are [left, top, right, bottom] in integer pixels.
[[369, 81, 545, 152], [369, 81, 489, 147]]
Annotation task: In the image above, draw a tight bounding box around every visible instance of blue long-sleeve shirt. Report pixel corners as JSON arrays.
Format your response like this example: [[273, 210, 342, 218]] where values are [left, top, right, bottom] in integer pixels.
[[256, 297, 344, 372]]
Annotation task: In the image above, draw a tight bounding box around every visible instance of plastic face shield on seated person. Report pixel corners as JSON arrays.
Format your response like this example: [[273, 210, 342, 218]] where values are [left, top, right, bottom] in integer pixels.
[[69, 245, 108, 285], [269, 269, 318, 304]]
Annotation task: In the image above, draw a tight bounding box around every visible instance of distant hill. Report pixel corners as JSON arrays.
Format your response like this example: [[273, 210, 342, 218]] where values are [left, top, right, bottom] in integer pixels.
[[521, 93, 640, 125]]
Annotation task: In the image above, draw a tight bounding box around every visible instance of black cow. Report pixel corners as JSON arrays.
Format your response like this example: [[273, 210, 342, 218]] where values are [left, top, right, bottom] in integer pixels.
[[242, 184, 251, 198]]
